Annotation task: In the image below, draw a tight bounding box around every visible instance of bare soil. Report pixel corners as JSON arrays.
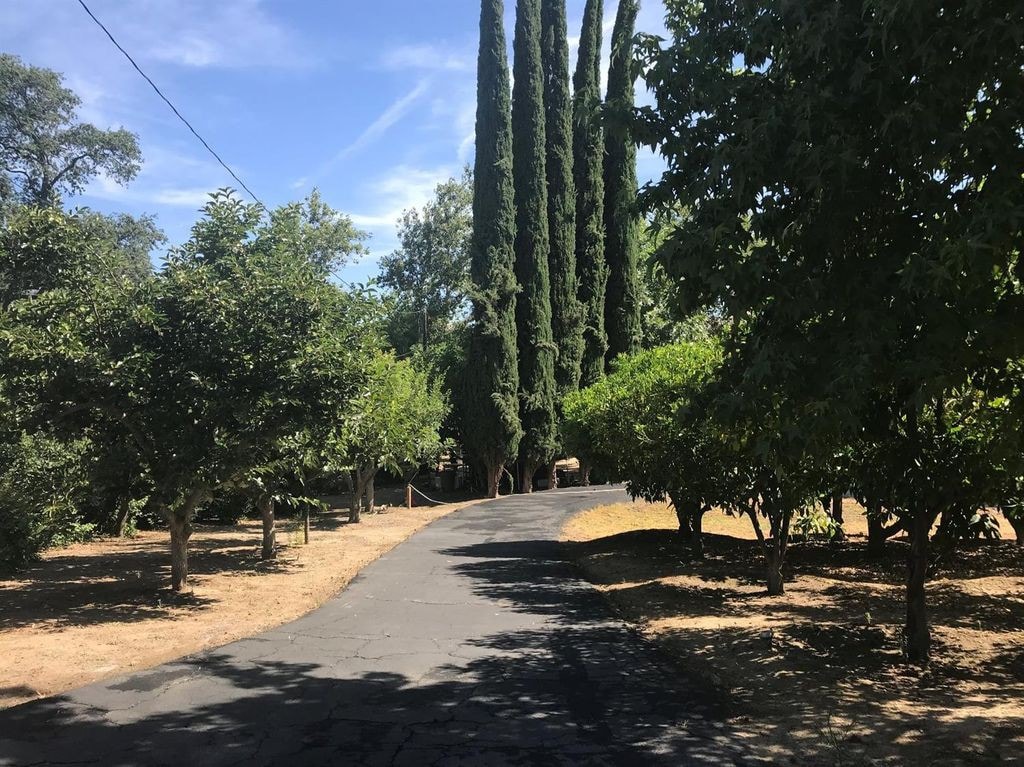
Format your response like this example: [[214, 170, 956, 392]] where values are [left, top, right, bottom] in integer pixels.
[[0, 498, 481, 709], [563, 500, 1024, 766]]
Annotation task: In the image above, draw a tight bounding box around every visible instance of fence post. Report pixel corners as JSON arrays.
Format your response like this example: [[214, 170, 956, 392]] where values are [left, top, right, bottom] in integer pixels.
[[406, 484, 413, 509]]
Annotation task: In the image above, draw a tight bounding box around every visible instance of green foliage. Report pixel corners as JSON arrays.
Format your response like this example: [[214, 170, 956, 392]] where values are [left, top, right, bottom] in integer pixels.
[[635, 0, 1024, 658], [1, 190, 374, 585], [792, 508, 841, 541], [74, 210, 164, 283], [572, 0, 608, 387], [465, 0, 523, 491], [512, 0, 559, 476], [0, 205, 165, 309], [564, 342, 724, 509], [0, 433, 94, 571], [379, 169, 473, 354], [602, 0, 642, 363], [0, 53, 141, 207], [336, 353, 448, 477], [541, 0, 584, 405]]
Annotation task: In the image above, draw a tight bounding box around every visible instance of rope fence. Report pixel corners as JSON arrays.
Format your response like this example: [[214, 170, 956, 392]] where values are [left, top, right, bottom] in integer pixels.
[[406, 484, 447, 507]]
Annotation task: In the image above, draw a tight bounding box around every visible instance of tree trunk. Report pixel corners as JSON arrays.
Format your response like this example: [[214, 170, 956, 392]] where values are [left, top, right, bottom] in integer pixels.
[[692, 506, 707, 558], [168, 511, 192, 592], [349, 483, 362, 524], [546, 459, 558, 490], [669, 493, 693, 539], [766, 547, 785, 596], [830, 491, 846, 540], [746, 506, 782, 594], [113, 494, 132, 537], [520, 461, 537, 494], [1008, 516, 1024, 547], [259, 494, 276, 560], [485, 462, 501, 499], [303, 505, 310, 544], [579, 462, 591, 487], [867, 502, 887, 558], [904, 510, 932, 664], [365, 471, 376, 514]]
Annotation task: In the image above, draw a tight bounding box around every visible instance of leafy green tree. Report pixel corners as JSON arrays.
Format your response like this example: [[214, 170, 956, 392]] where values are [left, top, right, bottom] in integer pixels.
[[0, 206, 97, 306], [0, 206, 164, 308], [512, 0, 558, 490], [572, 0, 608, 387], [335, 353, 448, 523], [1, 192, 371, 590], [635, 0, 1024, 661], [378, 169, 473, 354], [464, 0, 522, 498], [0, 54, 141, 207], [565, 341, 816, 590], [75, 210, 164, 283], [541, 0, 584, 408], [564, 342, 724, 554], [602, 0, 642, 363], [0, 431, 94, 571]]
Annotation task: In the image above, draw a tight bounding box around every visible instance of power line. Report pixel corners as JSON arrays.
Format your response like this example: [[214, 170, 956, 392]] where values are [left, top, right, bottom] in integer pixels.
[[76, 0, 266, 208]]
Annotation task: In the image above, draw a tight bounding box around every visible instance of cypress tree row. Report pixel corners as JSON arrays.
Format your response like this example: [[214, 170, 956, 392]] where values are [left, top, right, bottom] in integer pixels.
[[603, 0, 643, 363], [511, 0, 558, 492], [464, 0, 522, 498], [572, 0, 608, 386], [541, 0, 583, 405]]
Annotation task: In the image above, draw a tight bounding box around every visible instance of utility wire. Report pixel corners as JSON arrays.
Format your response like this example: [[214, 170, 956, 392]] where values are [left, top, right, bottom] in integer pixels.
[[77, 0, 266, 208]]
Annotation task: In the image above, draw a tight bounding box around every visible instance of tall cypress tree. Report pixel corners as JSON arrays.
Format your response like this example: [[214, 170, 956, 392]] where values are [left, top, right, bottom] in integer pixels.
[[464, 0, 522, 498], [573, 0, 608, 386], [512, 0, 558, 492], [604, 0, 642, 363], [541, 0, 583, 406]]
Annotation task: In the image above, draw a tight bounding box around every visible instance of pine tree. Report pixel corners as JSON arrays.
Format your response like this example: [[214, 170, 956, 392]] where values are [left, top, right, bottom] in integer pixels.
[[512, 0, 558, 492], [572, 0, 608, 386], [464, 0, 522, 498], [604, 0, 642, 362], [541, 0, 583, 407]]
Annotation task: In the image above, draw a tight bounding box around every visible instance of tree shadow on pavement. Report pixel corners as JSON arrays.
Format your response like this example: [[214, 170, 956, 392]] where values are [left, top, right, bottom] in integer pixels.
[[0, 626, 756, 767]]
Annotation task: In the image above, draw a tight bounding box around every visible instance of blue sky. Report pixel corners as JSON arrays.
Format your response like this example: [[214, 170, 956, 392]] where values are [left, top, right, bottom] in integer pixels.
[[0, 1, 666, 283]]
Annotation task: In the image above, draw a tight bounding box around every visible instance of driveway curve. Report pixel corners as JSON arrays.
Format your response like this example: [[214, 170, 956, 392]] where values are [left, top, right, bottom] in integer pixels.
[[0, 486, 752, 766]]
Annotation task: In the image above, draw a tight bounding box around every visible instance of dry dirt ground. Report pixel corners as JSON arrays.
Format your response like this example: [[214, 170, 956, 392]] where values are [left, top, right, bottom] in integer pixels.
[[0, 498, 481, 710], [563, 500, 1024, 766]]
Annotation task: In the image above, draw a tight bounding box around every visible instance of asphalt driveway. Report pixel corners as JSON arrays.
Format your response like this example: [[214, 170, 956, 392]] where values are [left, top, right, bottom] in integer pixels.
[[0, 486, 752, 766]]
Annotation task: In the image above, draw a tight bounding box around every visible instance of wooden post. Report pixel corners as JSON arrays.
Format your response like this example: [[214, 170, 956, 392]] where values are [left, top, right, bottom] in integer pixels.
[[406, 484, 413, 509], [303, 505, 310, 544]]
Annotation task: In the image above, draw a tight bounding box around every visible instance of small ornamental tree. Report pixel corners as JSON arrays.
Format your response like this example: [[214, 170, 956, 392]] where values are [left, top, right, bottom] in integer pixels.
[[565, 341, 818, 593], [1, 191, 370, 590], [335, 353, 448, 523], [564, 342, 724, 556]]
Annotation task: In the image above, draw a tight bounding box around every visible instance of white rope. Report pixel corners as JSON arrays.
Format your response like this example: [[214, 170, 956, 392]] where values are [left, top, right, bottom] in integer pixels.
[[409, 484, 447, 506]]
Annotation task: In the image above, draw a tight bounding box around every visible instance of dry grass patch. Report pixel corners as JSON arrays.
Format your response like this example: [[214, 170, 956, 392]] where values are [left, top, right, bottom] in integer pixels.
[[0, 499, 480, 709], [563, 500, 1024, 766]]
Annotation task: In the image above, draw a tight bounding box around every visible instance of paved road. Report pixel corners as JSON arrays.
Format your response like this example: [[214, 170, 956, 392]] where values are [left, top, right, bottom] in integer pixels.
[[0, 487, 752, 766]]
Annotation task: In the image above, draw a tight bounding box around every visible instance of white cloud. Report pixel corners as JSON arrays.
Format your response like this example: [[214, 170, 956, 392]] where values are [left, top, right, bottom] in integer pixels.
[[131, 0, 317, 70], [346, 164, 456, 238], [380, 43, 473, 73], [313, 80, 431, 179], [151, 188, 215, 207]]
